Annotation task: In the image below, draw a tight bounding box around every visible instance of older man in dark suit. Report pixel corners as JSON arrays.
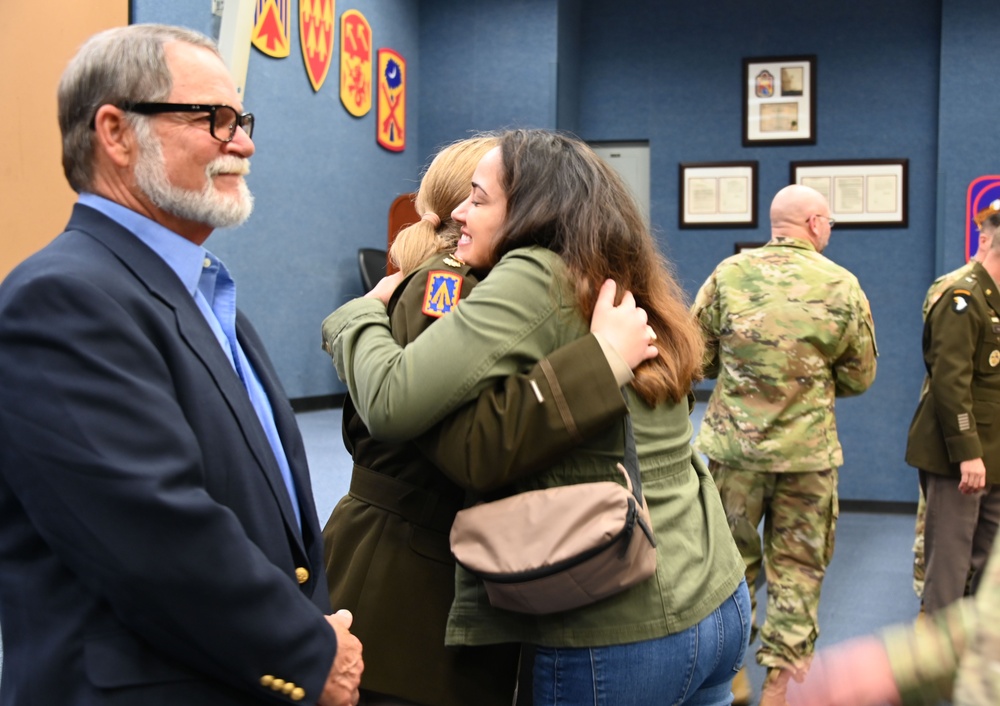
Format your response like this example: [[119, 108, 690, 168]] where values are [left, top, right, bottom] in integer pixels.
[[0, 24, 361, 706]]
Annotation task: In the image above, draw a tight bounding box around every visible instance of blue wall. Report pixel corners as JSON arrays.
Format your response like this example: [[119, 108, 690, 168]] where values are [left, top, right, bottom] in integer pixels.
[[128, 0, 1000, 502], [417, 0, 560, 158], [937, 0, 1000, 274]]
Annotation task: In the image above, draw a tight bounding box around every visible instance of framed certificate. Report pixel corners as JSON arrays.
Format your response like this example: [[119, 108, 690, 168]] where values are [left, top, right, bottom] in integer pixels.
[[679, 161, 758, 229], [790, 159, 909, 228], [743, 55, 816, 146]]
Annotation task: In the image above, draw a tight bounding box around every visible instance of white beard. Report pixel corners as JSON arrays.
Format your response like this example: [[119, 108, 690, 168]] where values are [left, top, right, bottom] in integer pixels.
[[133, 121, 254, 229]]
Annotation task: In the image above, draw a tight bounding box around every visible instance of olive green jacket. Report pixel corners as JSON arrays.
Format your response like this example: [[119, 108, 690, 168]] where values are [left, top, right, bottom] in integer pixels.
[[324, 246, 745, 649], [906, 262, 1000, 480], [321, 252, 627, 705]]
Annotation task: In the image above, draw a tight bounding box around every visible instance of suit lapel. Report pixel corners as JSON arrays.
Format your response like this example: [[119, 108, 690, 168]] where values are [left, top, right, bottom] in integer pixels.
[[70, 205, 307, 551], [237, 313, 319, 552]]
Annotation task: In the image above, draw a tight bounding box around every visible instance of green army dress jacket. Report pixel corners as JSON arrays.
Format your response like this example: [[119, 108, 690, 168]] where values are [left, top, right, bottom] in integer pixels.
[[692, 236, 877, 472], [321, 252, 628, 706], [906, 262, 1000, 482], [324, 246, 745, 649]]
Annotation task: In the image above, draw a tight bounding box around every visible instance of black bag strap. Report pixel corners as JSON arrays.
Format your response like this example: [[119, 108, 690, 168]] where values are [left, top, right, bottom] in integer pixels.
[[620, 412, 642, 503], [619, 411, 657, 547]]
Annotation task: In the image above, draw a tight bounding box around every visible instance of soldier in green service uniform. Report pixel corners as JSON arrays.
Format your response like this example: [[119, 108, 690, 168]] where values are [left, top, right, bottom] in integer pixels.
[[911, 200, 1000, 602], [905, 204, 1000, 617], [692, 184, 878, 706]]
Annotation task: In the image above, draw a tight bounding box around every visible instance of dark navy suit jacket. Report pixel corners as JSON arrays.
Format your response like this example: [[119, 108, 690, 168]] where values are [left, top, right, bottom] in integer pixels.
[[0, 205, 335, 705]]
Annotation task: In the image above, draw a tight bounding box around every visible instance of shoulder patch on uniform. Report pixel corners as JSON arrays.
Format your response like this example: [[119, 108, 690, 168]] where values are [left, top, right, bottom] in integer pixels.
[[951, 290, 971, 314], [422, 270, 463, 318]]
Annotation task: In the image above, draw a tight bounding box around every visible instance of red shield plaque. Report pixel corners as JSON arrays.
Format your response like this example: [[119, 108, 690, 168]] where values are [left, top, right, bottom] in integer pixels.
[[300, 0, 335, 92], [252, 0, 291, 58], [339, 9, 372, 117]]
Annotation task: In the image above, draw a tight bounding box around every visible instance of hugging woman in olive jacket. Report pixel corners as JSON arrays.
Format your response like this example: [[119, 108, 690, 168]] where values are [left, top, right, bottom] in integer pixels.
[[321, 136, 653, 706]]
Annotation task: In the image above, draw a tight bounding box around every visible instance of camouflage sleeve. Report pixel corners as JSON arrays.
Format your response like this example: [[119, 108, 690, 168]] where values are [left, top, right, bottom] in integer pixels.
[[833, 284, 877, 397], [922, 274, 949, 320], [691, 272, 721, 379], [952, 525, 1000, 705], [881, 596, 976, 706], [922, 263, 975, 322]]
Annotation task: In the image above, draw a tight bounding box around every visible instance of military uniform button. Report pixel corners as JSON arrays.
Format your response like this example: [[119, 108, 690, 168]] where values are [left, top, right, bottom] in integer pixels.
[[270, 678, 286, 691], [291, 687, 306, 701], [260, 675, 275, 687], [295, 567, 309, 584], [282, 681, 296, 694]]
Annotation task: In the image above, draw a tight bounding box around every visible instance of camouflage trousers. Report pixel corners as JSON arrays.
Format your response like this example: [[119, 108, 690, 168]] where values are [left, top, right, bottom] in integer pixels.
[[709, 460, 838, 671], [954, 526, 1000, 706], [913, 484, 926, 599]]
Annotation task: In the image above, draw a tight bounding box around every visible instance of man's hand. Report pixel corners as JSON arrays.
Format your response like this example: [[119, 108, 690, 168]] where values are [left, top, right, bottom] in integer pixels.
[[318, 610, 364, 706], [590, 279, 658, 370], [959, 458, 986, 495], [364, 272, 404, 306]]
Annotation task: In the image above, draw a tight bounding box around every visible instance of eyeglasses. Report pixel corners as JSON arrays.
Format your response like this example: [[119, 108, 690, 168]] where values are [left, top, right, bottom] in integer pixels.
[[120, 103, 254, 142], [807, 214, 836, 228]]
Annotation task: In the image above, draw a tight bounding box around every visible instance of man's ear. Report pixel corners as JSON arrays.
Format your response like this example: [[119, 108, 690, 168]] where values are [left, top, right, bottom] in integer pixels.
[[91, 105, 135, 168]]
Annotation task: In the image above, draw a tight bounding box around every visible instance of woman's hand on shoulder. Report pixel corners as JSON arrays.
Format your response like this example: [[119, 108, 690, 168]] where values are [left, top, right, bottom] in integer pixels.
[[364, 272, 405, 306], [591, 279, 659, 370]]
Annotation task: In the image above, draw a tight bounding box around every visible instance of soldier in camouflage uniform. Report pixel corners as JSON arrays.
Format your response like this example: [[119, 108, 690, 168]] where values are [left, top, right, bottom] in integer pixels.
[[692, 184, 878, 706], [912, 200, 1000, 600], [787, 488, 1000, 706]]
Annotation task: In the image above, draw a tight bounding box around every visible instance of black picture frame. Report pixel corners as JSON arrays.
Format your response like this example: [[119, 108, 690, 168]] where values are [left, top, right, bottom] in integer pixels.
[[678, 161, 758, 229], [790, 158, 909, 228], [743, 55, 817, 147]]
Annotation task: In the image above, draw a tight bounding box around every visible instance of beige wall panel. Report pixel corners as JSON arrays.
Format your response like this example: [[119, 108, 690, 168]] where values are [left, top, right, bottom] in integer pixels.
[[0, 2, 128, 278]]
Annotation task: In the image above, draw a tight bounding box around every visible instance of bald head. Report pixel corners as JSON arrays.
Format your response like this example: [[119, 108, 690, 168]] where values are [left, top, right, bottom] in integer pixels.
[[770, 184, 833, 252]]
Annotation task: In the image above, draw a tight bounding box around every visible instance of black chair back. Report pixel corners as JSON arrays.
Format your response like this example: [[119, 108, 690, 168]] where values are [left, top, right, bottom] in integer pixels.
[[358, 248, 387, 291]]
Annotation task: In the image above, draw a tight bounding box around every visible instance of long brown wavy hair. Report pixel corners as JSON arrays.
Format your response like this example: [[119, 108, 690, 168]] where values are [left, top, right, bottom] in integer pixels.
[[488, 129, 703, 405]]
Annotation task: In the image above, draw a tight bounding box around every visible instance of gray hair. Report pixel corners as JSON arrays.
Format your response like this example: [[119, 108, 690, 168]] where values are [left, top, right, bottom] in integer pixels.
[[58, 24, 221, 193]]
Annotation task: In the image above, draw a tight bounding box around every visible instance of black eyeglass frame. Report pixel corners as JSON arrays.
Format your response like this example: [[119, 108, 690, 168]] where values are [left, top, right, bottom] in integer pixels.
[[806, 214, 836, 228], [118, 102, 254, 142]]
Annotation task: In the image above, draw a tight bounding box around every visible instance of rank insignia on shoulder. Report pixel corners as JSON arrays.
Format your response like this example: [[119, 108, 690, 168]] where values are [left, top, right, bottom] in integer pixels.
[[952, 290, 971, 314], [443, 255, 464, 268], [422, 270, 463, 318]]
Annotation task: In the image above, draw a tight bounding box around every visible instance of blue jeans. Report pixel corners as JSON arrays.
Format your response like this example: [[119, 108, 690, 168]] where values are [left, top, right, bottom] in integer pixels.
[[532, 579, 751, 706]]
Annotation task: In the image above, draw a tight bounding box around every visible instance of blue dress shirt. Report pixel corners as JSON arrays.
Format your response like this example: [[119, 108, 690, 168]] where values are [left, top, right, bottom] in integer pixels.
[[77, 193, 302, 530]]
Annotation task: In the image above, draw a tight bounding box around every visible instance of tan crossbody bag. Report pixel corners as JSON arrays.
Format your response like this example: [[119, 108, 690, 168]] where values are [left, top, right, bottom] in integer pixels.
[[449, 414, 657, 615]]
